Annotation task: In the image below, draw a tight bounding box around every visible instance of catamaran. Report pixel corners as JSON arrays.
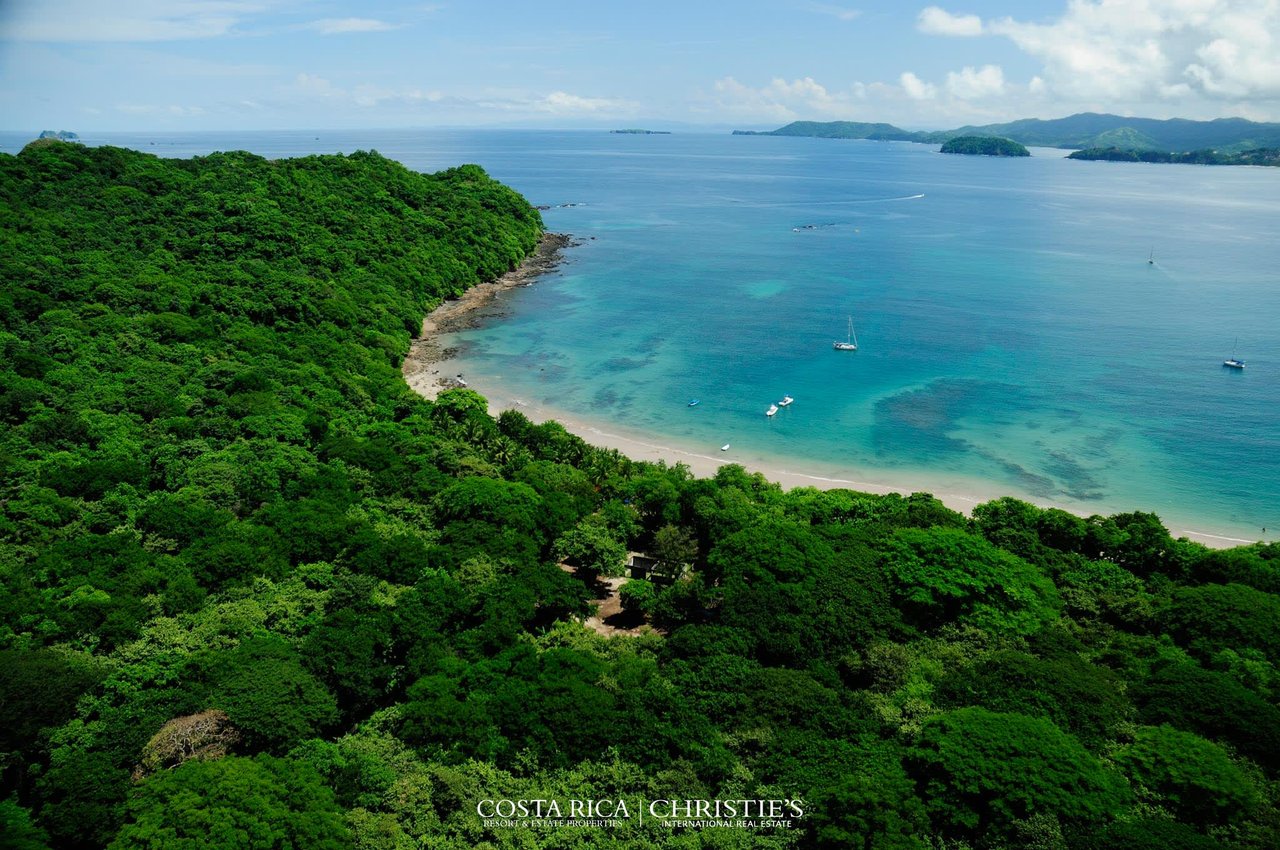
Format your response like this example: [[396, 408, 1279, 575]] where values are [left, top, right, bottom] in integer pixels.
[[833, 316, 858, 351]]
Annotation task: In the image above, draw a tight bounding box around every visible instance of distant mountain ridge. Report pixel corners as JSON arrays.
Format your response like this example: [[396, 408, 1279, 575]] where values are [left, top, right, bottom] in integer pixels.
[[733, 112, 1280, 153], [733, 120, 919, 141]]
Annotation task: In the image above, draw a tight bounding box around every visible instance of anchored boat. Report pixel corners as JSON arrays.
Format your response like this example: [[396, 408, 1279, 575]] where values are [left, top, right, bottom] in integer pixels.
[[833, 316, 858, 351]]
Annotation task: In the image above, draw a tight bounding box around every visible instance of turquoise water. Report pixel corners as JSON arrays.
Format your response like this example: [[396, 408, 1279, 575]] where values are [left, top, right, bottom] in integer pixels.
[[6, 129, 1276, 540]]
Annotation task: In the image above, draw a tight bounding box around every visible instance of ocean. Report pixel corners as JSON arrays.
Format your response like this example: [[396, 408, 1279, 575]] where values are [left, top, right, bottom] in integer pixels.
[[4, 129, 1277, 542]]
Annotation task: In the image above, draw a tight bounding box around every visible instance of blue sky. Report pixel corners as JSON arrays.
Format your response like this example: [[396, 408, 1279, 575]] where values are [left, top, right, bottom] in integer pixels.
[[2, 1, 1278, 131]]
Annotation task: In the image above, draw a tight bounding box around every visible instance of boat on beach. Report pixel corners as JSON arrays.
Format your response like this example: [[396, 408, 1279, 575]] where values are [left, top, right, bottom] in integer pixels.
[[833, 316, 858, 351]]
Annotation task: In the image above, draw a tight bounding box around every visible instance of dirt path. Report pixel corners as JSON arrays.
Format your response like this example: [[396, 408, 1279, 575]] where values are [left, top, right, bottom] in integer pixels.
[[558, 566, 655, 637]]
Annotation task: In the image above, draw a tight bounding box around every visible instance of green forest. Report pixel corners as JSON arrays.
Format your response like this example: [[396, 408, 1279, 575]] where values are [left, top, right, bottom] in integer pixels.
[[1067, 147, 1280, 166], [939, 137, 1031, 157], [2, 140, 1278, 850], [732, 112, 1280, 154]]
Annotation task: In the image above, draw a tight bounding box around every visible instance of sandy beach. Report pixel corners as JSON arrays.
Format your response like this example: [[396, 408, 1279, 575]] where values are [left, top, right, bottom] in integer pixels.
[[402, 235, 1263, 552]]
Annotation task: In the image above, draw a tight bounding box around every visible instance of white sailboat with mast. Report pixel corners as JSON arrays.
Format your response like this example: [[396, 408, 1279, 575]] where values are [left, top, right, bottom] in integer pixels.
[[1224, 338, 1245, 369], [833, 316, 858, 351]]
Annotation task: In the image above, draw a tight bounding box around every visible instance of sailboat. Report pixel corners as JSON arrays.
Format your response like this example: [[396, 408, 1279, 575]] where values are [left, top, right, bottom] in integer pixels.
[[1224, 338, 1245, 369], [833, 316, 858, 351]]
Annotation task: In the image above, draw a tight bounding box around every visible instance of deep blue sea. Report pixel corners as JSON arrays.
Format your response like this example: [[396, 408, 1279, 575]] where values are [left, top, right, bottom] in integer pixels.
[[4, 129, 1277, 541]]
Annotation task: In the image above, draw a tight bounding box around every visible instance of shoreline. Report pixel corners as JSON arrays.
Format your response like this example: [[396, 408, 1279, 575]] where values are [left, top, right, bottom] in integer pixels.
[[458, 386, 1261, 551], [403, 232, 575, 401], [402, 234, 1263, 552]]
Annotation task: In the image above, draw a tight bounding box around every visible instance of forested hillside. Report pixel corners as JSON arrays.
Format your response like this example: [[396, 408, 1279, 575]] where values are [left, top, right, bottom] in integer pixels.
[[2, 141, 1278, 850], [939, 136, 1030, 157], [734, 112, 1280, 154], [1068, 147, 1280, 166]]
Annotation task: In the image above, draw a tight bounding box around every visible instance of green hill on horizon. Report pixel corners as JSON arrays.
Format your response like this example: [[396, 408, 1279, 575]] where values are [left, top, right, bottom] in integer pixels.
[[734, 111, 1280, 153], [940, 135, 1030, 157]]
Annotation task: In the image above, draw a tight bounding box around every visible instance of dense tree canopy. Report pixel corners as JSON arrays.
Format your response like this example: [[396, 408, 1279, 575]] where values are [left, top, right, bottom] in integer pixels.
[[108, 756, 349, 850], [909, 708, 1129, 834], [939, 135, 1031, 156], [1116, 725, 1259, 824]]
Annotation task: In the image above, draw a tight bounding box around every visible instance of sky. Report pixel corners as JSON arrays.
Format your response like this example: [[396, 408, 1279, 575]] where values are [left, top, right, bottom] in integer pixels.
[[2, 0, 1279, 131]]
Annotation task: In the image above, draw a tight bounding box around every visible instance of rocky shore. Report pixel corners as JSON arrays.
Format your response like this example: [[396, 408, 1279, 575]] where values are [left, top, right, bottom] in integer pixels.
[[402, 232, 575, 400]]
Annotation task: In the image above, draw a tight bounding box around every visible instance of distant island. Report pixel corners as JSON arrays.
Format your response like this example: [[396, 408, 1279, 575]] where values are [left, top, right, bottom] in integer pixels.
[[38, 130, 79, 141], [733, 112, 1280, 158], [734, 121, 916, 141], [1068, 146, 1280, 167], [940, 136, 1030, 157], [610, 129, 671, 134]]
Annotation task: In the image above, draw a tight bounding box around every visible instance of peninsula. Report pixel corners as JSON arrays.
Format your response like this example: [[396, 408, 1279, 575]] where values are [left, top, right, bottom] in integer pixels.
[[1068, 146, 1280, 166]]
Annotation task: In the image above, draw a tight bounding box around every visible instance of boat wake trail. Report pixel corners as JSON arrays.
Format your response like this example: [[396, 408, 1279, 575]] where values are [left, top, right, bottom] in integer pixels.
[[807, 193, 926, 207], [742, 193, 927, 209]]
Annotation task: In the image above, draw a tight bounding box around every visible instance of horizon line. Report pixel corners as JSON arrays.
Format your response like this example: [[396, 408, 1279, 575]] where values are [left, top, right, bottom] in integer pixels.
[[4, 109, 1278, 138]]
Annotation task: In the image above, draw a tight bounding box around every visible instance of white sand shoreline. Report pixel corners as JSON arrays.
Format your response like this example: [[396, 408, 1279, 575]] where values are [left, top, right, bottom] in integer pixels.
[[462, 387, 1260, 550], [402, 236, 1265, 552]]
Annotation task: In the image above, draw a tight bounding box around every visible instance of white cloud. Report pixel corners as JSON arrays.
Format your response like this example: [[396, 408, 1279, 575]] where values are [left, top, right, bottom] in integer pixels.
[[2, 0, 267, 42], [533, 91, 636, 114], [711, 75, 863, 121], [987, 0, 1280, 106], [945, 65, 1004, 100], [306, 18, 397, 35], [116, 103, 207, 116], [295, 73, 342, 98], [471, 90, 637, 115], [806, 3, 862, 21], [283, 74, 632, 118], [899, 71, 937, 100], [917, 6, 984, 37], [705, 71, 1042, 127]]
